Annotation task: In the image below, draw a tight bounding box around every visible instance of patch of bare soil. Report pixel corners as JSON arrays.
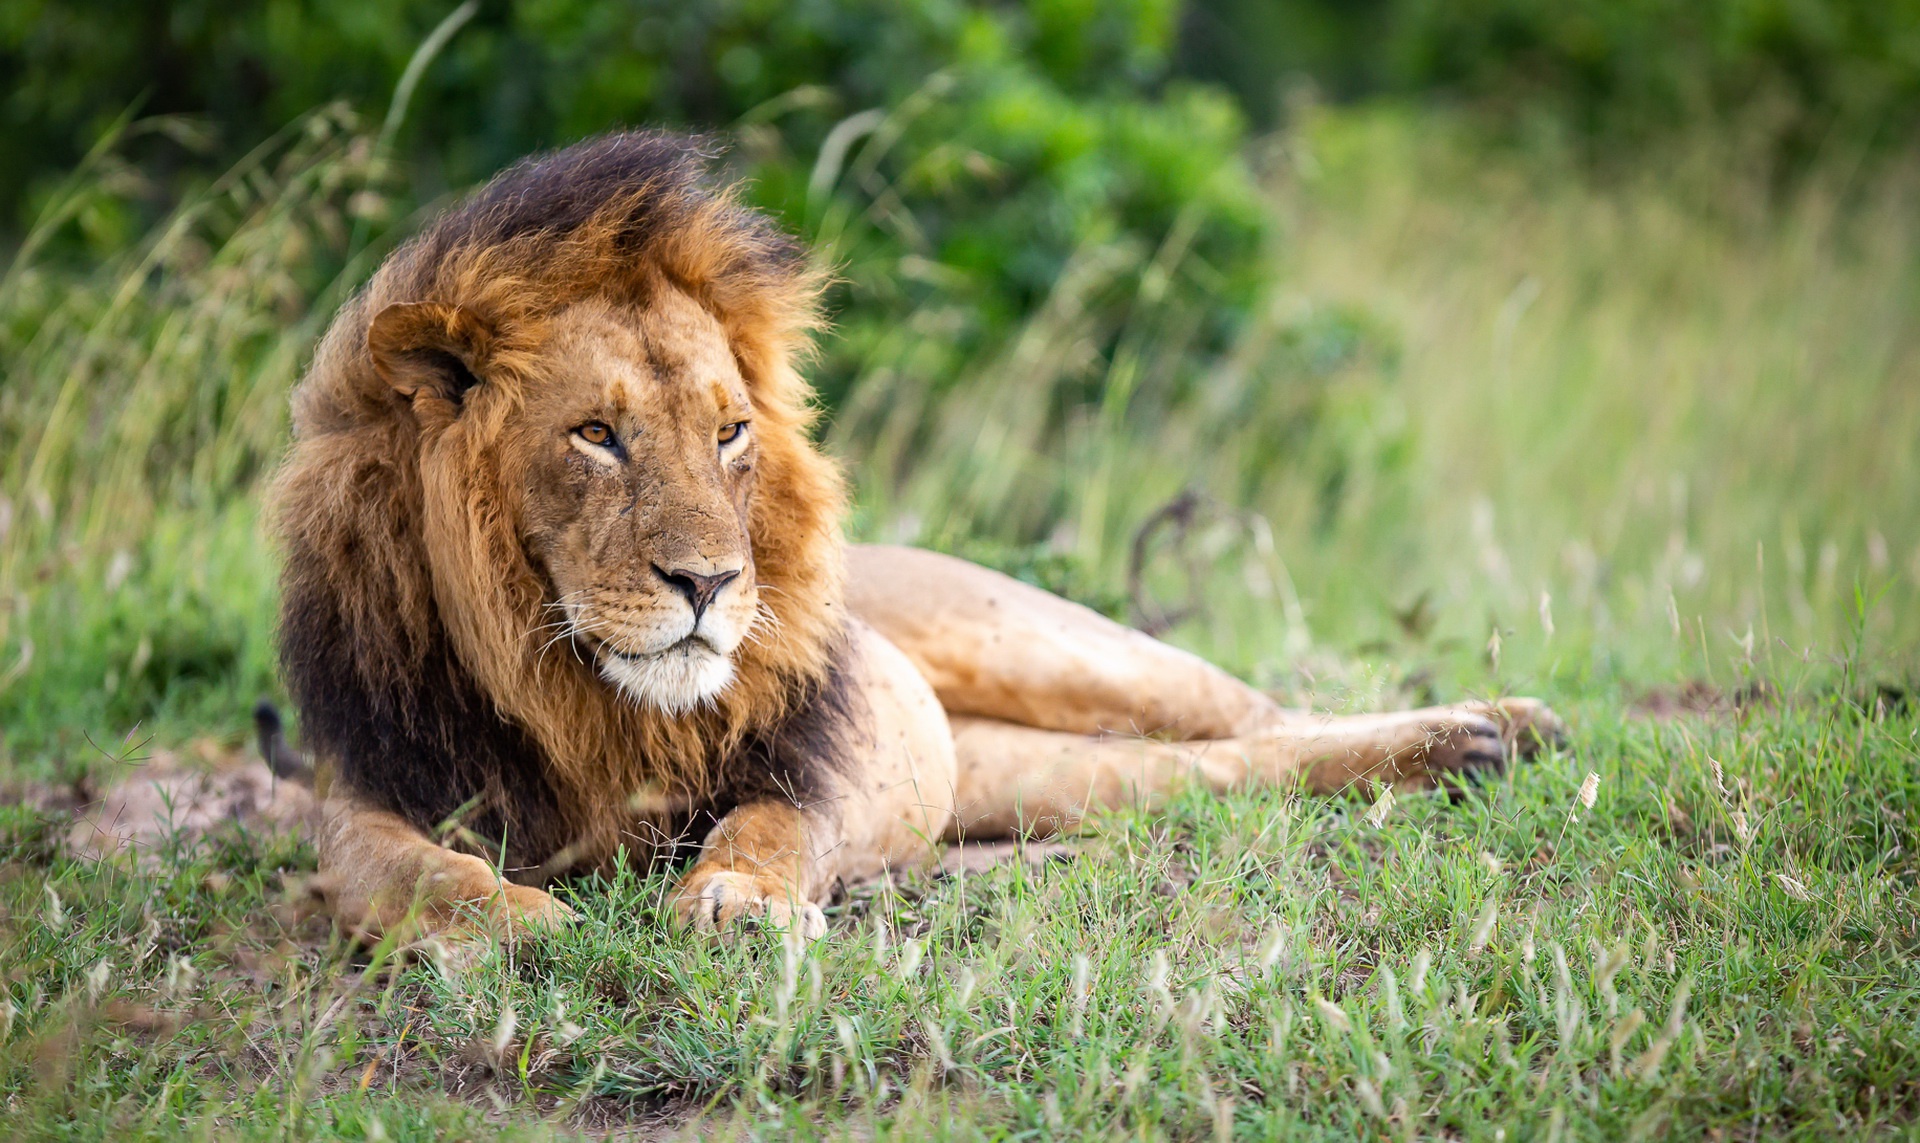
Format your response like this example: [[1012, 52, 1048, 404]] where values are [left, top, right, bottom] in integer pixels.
[[64, 747, 316, 862]]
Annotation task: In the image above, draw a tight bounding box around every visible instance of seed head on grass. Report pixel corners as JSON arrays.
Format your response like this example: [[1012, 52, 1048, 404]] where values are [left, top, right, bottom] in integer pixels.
[[832, 1014, 860, 1074], [83, 959, 111, 1001], [1594, 943, 1630, 992], [896, 938, 924, 981], [1364, 784, 1395, 828], [921, 1017, 953, 1073], [1468, 898, 1499, 956], [1069, 954, 1090, 1038], [1609, 1007, 1646, 1073], [163, 955, 197, 1000], [1146, 950, 1171, 1004], [1256, 924, 1288, 974], [1353, 1076, 1386, 1119], [1314, 997, 1352, 1034], [951, 966, 976, 1012], [1210, 1089, 1236, 1141], [486, 1005, 517, 1069], [1381, 966, 1405, 1031], [1631, 979, 1693, 1081], [1569, 772, 1600, 822]]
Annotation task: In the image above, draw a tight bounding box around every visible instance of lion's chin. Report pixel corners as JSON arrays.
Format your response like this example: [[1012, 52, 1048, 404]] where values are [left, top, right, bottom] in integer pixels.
[[596, 642, 736, 715]]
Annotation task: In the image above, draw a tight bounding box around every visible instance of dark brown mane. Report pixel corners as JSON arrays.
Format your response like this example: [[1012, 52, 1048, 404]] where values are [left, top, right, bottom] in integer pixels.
[[391, 131, 808, 325]]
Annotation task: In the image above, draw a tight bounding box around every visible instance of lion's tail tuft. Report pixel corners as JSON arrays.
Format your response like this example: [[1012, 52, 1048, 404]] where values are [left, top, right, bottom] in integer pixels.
[[253, 700, 315, 787]]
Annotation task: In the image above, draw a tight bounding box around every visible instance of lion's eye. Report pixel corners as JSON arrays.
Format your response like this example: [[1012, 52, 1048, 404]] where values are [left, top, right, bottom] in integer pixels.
[[576, 422, 614, 447], [718, 421, 749, 446]]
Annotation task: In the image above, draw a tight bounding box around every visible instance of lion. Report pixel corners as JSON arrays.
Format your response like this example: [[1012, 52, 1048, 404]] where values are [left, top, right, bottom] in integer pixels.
[[271, 131, 1562, 944]]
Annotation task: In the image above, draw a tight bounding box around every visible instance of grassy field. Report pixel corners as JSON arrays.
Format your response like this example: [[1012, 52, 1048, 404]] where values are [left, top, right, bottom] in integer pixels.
[[1, 105, 1917, 1138]]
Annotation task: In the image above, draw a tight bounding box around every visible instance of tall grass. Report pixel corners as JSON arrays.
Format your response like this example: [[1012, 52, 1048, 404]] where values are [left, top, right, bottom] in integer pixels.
[[0, 107, 391, 760], [836, 108, 1920, 689], [1276, 109, 1920, 677], [2, 104, 1916, 770]]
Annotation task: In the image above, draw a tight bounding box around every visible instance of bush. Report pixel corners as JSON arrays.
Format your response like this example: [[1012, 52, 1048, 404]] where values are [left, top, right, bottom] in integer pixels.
[[1, 1, 1268, 392], [1182, 0, 1920, 163]]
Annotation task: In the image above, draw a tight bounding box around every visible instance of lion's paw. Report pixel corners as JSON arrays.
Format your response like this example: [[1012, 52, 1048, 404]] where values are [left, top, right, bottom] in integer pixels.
[[439, 886, 576, 958], [327, 865, 577, 951], [671, 869, 826, 941], [1408, 714, 1511, 797], [490, 882, 577, 934], [379, 883, 575, 972], [1466, 697, 1568, 757]]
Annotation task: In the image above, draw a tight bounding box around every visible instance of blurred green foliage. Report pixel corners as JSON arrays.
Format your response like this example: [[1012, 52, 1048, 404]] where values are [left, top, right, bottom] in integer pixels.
[[1, 1, 1267, 399], [11, 1, 1917, 262], [10, 1, 1913, 421], [1183, 0, 1920, 158]]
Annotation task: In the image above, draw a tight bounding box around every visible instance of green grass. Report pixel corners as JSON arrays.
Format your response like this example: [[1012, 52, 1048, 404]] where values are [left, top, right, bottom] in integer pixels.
[[2, 103, 1919, 1137], [3, 688, 1917, 1139]]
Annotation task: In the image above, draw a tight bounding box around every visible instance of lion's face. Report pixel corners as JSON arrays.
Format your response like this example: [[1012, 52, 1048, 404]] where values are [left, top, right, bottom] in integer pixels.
[[517, 292, 764, 713], [375, 289, 768, 714]]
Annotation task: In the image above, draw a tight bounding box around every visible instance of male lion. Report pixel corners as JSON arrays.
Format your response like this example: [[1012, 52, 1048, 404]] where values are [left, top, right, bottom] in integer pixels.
[[273, 131, 1560, 943]]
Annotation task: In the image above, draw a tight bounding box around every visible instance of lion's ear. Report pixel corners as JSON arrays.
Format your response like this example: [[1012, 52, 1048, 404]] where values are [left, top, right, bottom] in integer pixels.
[[367, 302, 494, 408]]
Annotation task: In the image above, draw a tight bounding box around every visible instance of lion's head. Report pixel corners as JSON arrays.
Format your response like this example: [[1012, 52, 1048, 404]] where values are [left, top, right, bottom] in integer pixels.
[[369, 287, 776, 714], [273, 133, 850, 861]]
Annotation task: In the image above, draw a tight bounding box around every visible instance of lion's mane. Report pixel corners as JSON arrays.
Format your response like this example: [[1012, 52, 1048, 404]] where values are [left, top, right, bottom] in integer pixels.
[[271, 132, 854, 876]]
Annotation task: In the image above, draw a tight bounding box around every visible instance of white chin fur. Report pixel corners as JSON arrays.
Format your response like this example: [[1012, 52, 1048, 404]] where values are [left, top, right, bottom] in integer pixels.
[[597, 643, 735, 714]]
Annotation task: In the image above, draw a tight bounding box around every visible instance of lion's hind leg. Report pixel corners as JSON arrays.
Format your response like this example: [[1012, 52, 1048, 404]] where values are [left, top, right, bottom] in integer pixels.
[[947, 707, 1522, 838], [847, 544, 1280, 739], [1469, 696, 1569, 755]]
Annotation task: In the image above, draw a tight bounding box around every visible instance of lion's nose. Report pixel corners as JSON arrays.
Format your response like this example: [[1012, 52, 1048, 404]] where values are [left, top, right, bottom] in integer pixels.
[[653, 564, 742, 623]]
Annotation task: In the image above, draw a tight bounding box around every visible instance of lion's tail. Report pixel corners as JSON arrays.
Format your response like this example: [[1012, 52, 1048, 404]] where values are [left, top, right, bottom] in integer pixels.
[[253, 700, 315, 787]]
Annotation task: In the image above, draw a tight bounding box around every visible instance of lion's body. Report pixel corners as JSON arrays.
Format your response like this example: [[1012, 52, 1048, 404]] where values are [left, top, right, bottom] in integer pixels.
[[273, 132, 1559, 943]]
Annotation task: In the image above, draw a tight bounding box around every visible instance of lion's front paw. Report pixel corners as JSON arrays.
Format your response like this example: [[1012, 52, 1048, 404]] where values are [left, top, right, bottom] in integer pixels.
[[326, 863, 577, 951], [427, 884, 576, 960], [355, 880, 575, 971], [490, 882, 577, 933], [671, 869, 826, 941]]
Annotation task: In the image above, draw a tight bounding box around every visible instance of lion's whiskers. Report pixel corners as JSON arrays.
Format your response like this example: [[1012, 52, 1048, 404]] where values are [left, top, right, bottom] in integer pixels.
[[740, 600, 785, 650], [527, 590, 607, 665], [534, 625, 588, 663]]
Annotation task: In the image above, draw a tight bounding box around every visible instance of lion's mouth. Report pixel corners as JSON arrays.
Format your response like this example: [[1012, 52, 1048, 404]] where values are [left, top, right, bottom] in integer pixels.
[[589, 630, 737, 714], [598, 634, 716, 663]]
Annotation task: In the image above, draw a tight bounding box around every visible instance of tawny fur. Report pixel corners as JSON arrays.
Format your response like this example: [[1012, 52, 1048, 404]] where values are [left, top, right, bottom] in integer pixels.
[[267, 130, 1566, 946]]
